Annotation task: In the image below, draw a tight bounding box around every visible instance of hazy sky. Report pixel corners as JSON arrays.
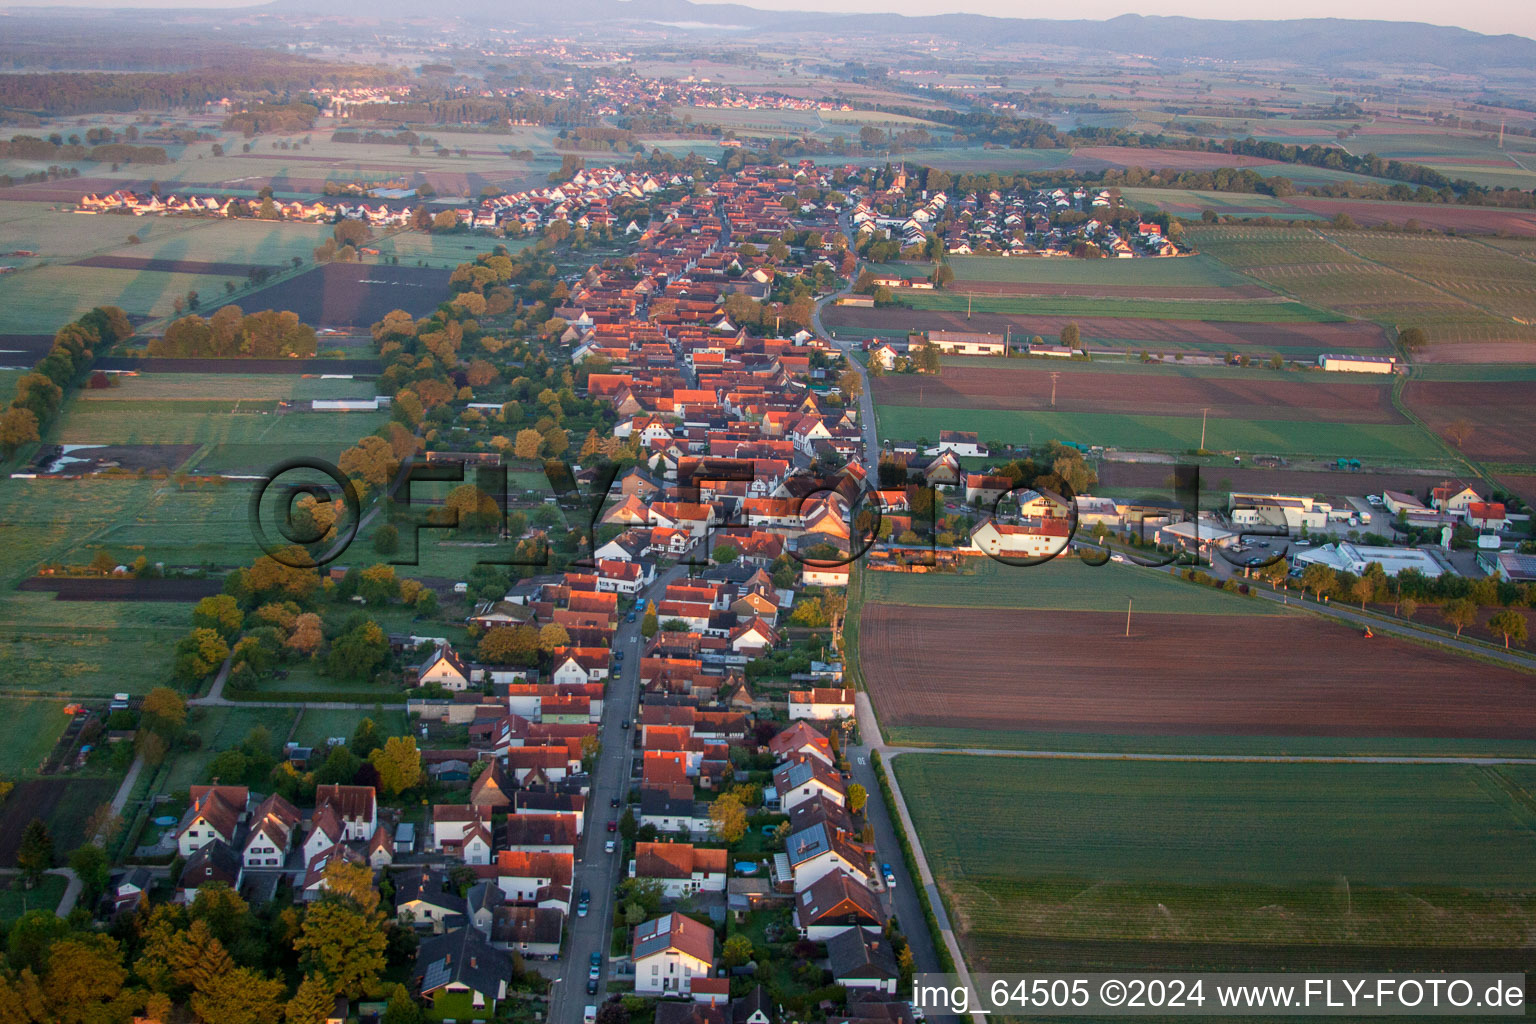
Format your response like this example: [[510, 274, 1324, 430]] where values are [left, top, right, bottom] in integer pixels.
[[13, 0, 1535, 42], [688, 0, 1536, 40]]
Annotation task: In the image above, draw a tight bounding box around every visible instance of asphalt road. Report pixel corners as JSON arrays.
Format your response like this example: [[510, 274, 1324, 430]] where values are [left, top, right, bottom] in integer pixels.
[[547, 565, 688, 1024]]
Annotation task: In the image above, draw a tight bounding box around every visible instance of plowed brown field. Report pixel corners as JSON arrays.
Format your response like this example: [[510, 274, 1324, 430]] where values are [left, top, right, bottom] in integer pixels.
[[861, 603, 1536, 738], [872, 365, 1402, 423], [1402, 380, 1536, 461]]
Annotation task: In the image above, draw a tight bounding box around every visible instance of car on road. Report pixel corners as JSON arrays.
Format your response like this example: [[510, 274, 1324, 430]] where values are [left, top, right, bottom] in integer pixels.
[[621, 719, 630, 730], [605, 839, 616, 853], [627, 611, 636, 622], [608, 819, 618, 832], [613, 650, 623, 662], [610, 796, 621, 807], [882, 863, 896, 888], [577, 889, 590, 916]]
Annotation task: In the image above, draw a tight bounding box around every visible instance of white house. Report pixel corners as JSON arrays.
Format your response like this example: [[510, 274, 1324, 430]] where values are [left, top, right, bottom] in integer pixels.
[[773, 758, 847, 813], [633, 913, 717, 995], [788, 688, 854, 722]]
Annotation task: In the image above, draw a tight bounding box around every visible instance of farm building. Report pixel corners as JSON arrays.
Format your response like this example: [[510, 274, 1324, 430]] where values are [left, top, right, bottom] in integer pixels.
[[917, 331, 1009, 356], [1156, 517, 1239, 555], [969, 518, 1070, 559], [801, 563, 850, 587], [1381, 490, 1428, 516], [1228, 493, 1330, 534], [1479, 550, 1536, 583], [925, 430, 988, 459], [1074, 495, 1122, 527], [312, 398, 383, 411], [1291, 542, 1443, 579], [1318, 354, 1397, 374]]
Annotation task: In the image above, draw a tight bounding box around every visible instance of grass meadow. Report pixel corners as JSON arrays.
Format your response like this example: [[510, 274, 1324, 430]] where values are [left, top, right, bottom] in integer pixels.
[[904, 291, 1342, 323], [896, 755, 1536, 971], [871, 403, 1444, 460], [860, 555, 1277, 615], [948, 252, 1261, 288]]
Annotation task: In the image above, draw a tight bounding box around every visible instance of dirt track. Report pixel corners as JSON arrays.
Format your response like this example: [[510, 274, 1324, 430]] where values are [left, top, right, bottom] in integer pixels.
[[872, 365, 1403, 423], [861, 603, 1536, 739], [824, 305, 1392, 351]]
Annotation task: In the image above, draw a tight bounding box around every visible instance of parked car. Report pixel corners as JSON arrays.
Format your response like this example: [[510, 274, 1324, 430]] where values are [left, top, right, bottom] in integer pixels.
[[882, 863, 896, 888], [608, 820, 618, 832], [627, 611, 636, 623], [585, 1007, 597, 1024], [587, 978, 599, 995], [605, 839, 616, 854], [610, 796, 621, 808], [621, 719, 630, 730]]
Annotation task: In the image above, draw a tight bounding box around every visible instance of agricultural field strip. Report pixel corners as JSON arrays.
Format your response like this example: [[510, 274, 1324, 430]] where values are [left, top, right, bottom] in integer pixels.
[[892, 756, 1536, 972], [860, 603, 1536, 742], [1319, 229, 1536, 323], [881, 746, 1536, 766], [1189, 225, 1536, 345]]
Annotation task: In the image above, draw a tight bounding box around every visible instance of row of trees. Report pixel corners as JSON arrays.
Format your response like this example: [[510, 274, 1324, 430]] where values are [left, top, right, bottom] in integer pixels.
[[146, 307, 318, 360], [0, 866, 437, 1023], [1, 306, 132, 458]]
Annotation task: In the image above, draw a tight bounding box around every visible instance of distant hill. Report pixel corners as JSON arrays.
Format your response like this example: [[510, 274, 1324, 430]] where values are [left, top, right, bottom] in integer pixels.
[[6, 0, 1533, 72], [253, 0, 1536, 70]]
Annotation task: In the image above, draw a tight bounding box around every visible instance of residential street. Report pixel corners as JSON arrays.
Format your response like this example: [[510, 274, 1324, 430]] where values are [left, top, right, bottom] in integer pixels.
[[547, 564, 688, 1024]]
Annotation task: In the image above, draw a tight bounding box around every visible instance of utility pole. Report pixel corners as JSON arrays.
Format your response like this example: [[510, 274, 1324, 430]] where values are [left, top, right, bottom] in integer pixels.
[[1200, 407, 1210, 451], [1125, 596, 1133, 637], [1050, 371, 1060, 408]]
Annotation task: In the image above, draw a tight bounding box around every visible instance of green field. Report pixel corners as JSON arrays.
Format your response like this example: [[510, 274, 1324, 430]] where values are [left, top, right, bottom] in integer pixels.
[[947, 252, 1263, 287], [1406, 364, 1536, 381], [291, 707, 409, 750], [905, 291, 1341, 323], [862, 556, 1278, 615], [896, 755, 1536, 970], [81, 373, 376, 403], [56, 402, 388, 446], [162, 705, 300, 795], [0, 476, 166, 586], [0, 874, 69, 922], [872, 404, 1443, 460], [90, 218, 333, 266], [368, 232, 532, 264], [0, 202, 207, 268], [1188, 224, 1536, 347], [0, 593, 189, 697], [0, 701, 74, 777], [0, 264, 234, 333]]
